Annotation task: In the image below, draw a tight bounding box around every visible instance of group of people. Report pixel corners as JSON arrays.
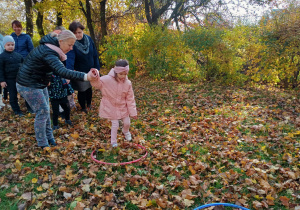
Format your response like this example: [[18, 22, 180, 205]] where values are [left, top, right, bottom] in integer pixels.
[[0, 20, 137, 149]]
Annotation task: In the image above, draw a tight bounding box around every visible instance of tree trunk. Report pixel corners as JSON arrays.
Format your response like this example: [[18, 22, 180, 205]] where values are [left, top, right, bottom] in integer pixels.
[[144, 0, 172, 26], [144, 0, 152, 24], [56, 12, 63, 26], [36, 11, 45, 38], [24, 0, 34, 37], [79, 1, 97, 48], [100, 0, 107, 38]]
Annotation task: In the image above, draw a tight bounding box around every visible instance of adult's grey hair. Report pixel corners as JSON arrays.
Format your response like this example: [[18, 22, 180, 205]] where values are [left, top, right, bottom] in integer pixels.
[[54, 26, 65, 31], [50, 30, 76, 41]]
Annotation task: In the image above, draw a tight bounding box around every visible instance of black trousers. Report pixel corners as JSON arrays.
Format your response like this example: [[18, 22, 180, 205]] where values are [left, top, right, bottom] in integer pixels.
[[77, 87, 92, 109], [50, 97, 70, 126], [6, 79, 21, 113], [6, 79, 32, 113]]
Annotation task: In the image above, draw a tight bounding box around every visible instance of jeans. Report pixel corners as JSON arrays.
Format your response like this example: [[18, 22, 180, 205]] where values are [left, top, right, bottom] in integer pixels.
[[16, 83, 54, 147]]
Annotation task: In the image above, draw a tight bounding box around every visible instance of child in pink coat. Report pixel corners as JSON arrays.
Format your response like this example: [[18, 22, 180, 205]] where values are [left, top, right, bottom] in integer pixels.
[[90, 59, 137, 147]]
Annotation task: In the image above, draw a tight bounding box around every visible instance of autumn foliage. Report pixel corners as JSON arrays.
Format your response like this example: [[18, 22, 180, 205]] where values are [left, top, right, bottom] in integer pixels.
[[1, 77, 300, 209]]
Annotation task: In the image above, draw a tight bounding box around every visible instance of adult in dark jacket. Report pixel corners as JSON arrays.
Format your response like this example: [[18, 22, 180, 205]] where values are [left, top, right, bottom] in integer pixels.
[[10, 20, 34, 58], [16, 30, 98, 149], [66, 21, 100, 113], [0, 36, 25, 115]]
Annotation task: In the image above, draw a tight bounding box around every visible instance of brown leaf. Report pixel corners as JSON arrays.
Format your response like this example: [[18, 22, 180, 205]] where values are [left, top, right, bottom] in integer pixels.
[[74, 201, 85, 210], [252, 200, 263, 209], [21, 192, 32, 201], [279, 196, 290, 207], [6, 193, 16, 198], [156, 198, 167, 208], [181, 189, 197, 199]]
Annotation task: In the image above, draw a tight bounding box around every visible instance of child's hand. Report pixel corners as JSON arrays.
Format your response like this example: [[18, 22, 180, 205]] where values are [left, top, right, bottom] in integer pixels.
[[90, 68, 99, 77], [87, 69, 98, 81], [0, 82, 7, 88], [131, 116, 137, 119]]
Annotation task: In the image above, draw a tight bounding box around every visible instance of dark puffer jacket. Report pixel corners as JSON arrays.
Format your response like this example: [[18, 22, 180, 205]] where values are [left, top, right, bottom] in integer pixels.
[[16, 34, 85, 89], [0, 51, 23, 82]]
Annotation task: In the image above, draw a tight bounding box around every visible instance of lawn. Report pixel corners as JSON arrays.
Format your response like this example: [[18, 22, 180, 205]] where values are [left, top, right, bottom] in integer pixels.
[[0, 77, 300, 209]]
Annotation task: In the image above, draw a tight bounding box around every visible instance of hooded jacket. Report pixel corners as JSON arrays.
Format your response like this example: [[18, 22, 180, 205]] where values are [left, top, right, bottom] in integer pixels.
[[90, 69, 137, 120], [11, 32, 34, 58], [16, 34, 85, 89]]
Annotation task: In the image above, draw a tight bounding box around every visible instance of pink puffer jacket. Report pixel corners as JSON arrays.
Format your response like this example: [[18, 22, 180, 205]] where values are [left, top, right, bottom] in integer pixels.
[[90, 69, 137, 120]]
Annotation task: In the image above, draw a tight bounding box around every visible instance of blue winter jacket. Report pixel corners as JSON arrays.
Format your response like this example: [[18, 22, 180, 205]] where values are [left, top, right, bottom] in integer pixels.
[[66, 34, 100, 73], [11, 32, 34, 58]]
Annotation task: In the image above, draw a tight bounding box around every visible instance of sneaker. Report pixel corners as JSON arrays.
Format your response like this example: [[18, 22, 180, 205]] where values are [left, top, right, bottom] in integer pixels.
[[112, 143, 118, 147], [65, 120, 73, 126], [81, 108, 87, 113], [48, 139, 57, 146], [124, 132, 132, 141], [53, 125, 60, 130]]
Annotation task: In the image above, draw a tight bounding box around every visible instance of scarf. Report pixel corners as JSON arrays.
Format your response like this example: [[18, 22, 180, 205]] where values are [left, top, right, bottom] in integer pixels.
[[45, 44, 67, 61], [74, 34, 90, 54]]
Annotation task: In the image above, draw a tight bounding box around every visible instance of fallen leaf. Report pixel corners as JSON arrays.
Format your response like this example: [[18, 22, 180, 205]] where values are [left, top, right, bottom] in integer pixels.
[[15, 160, 22, 171], [279, 196, 290, 207]]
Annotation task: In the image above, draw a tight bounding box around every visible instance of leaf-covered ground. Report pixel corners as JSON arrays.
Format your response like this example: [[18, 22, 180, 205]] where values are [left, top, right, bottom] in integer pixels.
[[1, 77, 300, 210]]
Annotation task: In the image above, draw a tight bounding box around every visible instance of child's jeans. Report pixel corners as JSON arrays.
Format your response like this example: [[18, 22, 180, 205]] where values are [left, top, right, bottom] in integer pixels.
[[111, 116, 130, 145]]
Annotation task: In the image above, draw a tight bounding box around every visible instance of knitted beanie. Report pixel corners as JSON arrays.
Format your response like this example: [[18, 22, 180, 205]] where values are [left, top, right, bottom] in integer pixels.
[[3, 36, 15, 46]]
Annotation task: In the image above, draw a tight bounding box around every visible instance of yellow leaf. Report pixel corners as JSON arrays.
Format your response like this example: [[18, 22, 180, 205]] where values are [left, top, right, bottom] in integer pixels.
[[32, 178, 38, 183], [189, 166, 196, 175], [35, 202, 43, 209], [266, 194, 275, 201], [254, 195, 262, 200], [71, 132, 79, 139], [37, 186, 43, 191], [146, 200, 152, 207], [165, 109, 171, 114], [98, 149, 105, 152], [15, 160, 22, 171], [251, 179, 257, 184]]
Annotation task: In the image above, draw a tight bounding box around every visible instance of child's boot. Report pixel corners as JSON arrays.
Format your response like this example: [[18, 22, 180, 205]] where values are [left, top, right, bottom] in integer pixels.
[[0, 94, 5, 107], [124, 132, 132, 141]]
